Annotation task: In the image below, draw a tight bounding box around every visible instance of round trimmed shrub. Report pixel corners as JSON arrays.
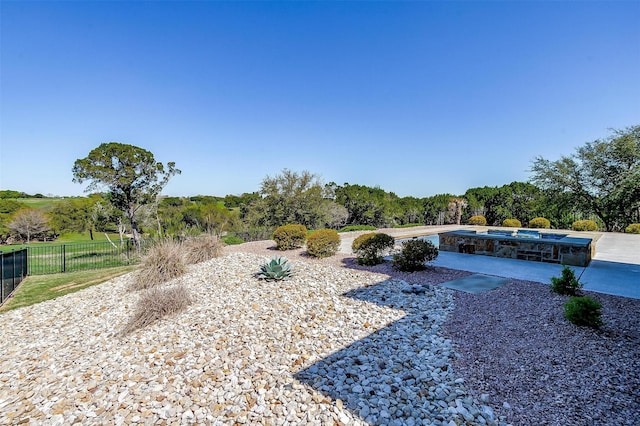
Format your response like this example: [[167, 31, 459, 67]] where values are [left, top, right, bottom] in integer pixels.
[[572, 220, 598, 232], [353, 233, 395, 266], [273, 224, 307, 250], [625, 223, 640, 234], [306, 229, 341, 258], [351, 232, 377, 252], [392, 239, 438, 272], [468, 215, 487, 226], [502, 218, 522, 228], [528, 217, 551, 229], [564, 296, 603, 328]]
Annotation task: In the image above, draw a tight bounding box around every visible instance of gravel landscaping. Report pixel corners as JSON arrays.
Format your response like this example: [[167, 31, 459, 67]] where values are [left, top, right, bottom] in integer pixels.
[[0, 238, 637, 425]]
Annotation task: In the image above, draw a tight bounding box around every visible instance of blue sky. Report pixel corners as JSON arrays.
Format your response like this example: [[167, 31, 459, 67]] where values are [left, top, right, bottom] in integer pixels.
[[1, 1, 639, 198]]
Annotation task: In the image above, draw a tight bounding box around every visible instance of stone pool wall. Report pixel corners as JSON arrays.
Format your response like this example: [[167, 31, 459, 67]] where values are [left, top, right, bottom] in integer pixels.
[[438, 230, 594, 267]]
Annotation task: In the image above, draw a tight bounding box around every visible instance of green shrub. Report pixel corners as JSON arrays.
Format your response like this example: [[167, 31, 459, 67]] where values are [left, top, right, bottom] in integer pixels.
[[625, 223, 640, 234], [306, 229, 341, 258], [257, 257, 294, 281], [528, 217, 551, 229], [184, 233, 224, 264], [468, 215, 487, 226], [550, 265, 583, 296], [502, 218, 522, 228], [132, 238, 186, 291], [353, 233, 395, 266], [222, 234, 244, 245], [339, 225, 377, 233], [564, 296, 603, 328], [121, 284, 192, 335], [392, 239, 438, 272], [351, 232, 376, 252], [272, 224, 307, 250], [572, 220, 598, 231]]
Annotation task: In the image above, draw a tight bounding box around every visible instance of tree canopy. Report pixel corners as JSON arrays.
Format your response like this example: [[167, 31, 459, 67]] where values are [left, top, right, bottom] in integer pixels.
[[8, 209, 51, 243], [530, 125, 640, 231], [247, 169, 341, 229], [72, 142, 180, 245]]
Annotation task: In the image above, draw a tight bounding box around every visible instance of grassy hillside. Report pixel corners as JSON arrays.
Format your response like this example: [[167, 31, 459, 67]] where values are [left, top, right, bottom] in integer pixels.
[[14, 197, 67, 211]]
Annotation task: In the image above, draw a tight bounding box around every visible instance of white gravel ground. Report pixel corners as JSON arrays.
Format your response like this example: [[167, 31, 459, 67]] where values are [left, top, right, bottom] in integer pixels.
[[1, 236, 637, 426]]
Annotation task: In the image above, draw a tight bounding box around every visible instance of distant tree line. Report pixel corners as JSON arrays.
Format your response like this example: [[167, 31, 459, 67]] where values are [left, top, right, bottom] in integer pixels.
[[1, 126, 637, 244]]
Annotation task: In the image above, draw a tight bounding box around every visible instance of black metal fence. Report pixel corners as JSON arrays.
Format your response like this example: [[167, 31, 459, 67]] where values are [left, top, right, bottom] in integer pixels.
[[1, 249, 28, 305], [27, 240, 140, 275]]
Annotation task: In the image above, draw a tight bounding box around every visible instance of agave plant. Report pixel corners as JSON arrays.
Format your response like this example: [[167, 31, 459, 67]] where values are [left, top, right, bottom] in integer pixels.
[[257, 257, 294, 281]]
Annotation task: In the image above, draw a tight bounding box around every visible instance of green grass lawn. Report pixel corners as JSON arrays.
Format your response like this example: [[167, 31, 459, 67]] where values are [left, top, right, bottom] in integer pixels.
[[0, 265, 138, 313]]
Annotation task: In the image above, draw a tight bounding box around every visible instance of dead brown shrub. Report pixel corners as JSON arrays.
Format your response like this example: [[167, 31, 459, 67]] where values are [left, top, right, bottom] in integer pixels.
[[132, 238, 186, 291], [183, 233, 224, 264], [120, 285, 192, 335]]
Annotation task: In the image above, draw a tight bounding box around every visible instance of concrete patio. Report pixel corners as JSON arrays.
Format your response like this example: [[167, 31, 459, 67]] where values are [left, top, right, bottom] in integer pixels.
[[339, 226, 640, 299]]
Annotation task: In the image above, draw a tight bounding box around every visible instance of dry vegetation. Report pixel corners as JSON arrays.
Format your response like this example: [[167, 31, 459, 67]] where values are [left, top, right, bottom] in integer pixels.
[[131, 238, 186, 290], [183, 233, 224, 264], [122, 234, 224, 334], [120, 285, 192, 335]]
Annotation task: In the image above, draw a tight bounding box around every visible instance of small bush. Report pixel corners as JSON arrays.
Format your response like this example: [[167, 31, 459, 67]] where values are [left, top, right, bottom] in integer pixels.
[[306, 229, 341, 258], [625, 223, 640, 234], [550, 265, 583, 296], [564, 296, 603, 328], [351, 232, 376, 252], [468, 215, 487, 226], [183, 233, 224, 264], [393, 239, 438, 272], [132, 239, 186, 291], [222, 234, 244, 245], [572, 220, 598, 232], [272, 224, 307, 250], [353, 233, 395, 266], [339, 225, 377, 233], [528, 217, 551, 229], [120, 285, 192, 335], [502, 218, 522, 228]]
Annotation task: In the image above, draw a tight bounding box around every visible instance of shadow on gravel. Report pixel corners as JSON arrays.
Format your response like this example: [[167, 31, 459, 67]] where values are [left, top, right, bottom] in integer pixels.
[[293, 275, 465, 425]]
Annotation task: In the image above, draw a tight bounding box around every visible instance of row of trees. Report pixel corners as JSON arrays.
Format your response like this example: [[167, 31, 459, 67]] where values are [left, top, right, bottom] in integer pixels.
[[1, 125, 637, 243]]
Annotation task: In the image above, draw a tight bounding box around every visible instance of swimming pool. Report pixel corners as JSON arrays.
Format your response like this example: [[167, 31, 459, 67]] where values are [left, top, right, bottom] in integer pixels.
[[395, 234, 439, 247]]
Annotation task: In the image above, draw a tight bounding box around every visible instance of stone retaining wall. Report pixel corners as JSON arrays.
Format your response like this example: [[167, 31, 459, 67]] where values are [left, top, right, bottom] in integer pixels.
[[438, 230, 594, 267]]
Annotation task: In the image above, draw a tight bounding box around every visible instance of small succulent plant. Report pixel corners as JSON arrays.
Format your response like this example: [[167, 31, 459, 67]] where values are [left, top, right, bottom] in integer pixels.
[[257, 257, 294, 281]]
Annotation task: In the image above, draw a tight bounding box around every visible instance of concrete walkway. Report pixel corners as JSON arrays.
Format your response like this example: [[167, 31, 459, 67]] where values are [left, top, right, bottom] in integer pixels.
[[339, 226, 640, 299]]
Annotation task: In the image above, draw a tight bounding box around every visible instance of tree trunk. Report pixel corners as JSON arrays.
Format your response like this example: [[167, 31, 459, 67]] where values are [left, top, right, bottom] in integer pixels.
[[127, 205, 141, 249]]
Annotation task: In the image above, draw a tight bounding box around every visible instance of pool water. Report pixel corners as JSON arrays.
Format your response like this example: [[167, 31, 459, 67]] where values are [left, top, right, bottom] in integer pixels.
[[485, 230, 567, 240], [396, 234, 440, 248]]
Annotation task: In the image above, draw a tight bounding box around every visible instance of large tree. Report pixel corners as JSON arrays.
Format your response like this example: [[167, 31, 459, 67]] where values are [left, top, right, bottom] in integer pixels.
[[464, 182, 548, 226], [530, 125, 640, 231], [332, 183, 398, 227], [247, 169, 337, 229], [72, 142, 180, 246]]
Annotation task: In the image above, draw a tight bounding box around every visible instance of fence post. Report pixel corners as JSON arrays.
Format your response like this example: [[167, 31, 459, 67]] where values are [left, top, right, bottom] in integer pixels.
[[1, 252, 4, 303], [62, 244, 66, 273], [12, 250, 16, 295]]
